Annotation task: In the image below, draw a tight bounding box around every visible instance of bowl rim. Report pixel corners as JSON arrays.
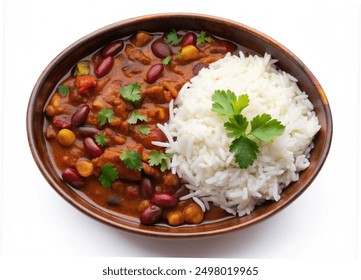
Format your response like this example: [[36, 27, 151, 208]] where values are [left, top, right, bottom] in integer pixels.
[[26, 12, 333, 238]]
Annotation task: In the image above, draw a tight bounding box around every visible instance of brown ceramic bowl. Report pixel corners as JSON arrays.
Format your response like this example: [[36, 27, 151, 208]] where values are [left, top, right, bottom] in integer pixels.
[[27, 13, 332, 237]]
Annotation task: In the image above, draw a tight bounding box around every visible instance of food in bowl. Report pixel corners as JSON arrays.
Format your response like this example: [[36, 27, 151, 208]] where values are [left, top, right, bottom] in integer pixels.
[[42, 28, 320, 227]]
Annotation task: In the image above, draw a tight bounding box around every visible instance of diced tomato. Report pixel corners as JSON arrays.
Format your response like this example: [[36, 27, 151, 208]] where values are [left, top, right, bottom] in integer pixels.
[[74, 75, 98, 95]]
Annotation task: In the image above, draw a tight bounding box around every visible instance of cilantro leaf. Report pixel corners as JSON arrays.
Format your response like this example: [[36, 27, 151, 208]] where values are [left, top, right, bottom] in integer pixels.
[[119, 83, 142, 104], [165, 29, 182, 45], [229, 136, 259, 169], [196, 31, 212, 45], [94, 132, 108, 147], [211, 89, 285, 169], [97, 108, 115, 126], [211, 89, 237, 117], [120, 150, 142, 171], [224, 115, 248, 138], [250, 113, 285, 142], [138, 125, 151, 135], [99, 164, 119, 188], [58, 85, 70, 96], [148, 150, 171, 172], [127, 110, 148, 124], [232, 94, 249, 115]]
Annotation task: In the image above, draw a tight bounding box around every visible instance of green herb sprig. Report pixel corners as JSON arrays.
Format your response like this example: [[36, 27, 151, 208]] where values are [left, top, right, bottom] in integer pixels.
[[211, 89, 285, 168]]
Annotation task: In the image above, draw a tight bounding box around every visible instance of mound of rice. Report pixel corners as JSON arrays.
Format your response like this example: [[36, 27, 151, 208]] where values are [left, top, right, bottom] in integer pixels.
[[154, 51, 320, 216]]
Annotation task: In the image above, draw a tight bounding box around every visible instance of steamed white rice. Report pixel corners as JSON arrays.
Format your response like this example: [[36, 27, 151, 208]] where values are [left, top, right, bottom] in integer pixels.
[[154, 51, 320, 216]]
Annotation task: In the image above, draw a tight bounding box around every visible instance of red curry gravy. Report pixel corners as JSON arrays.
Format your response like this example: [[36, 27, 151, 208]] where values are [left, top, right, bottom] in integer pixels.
[[43, 30, 250, 226]]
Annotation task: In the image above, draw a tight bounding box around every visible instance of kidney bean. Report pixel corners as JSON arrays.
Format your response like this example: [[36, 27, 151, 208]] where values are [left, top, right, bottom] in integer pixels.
[[78, 126, 100, 137], [102, 40, 124, 57], [151, 39, 171, 59], [151, 193, 178, 208], [140, 177, 154, 198], [215, 39, 238, 53], [146, 64, 164, 84], [181, 32, 197, 47], [53, 117, 71, 129], [83, 137, 103, 157], [192, 62, 208, 76], [95, 56, 113, 78], [62, 168, 84, 188], [71, 104, 90, 126], [140, 204, 162, 225]]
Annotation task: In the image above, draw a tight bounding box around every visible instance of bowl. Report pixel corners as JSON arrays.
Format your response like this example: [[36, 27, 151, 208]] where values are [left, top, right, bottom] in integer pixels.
[[27, 13, 332, 237]]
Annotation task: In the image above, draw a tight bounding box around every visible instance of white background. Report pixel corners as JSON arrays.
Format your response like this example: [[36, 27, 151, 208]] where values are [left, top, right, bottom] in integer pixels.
[[0, 0, 360, 278]]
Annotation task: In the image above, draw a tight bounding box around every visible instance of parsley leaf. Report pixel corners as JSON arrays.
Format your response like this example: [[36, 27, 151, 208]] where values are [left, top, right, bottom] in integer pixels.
[[120, 150, 142, 171], [224, 115, 248, 138], [97, 108, 115, 126], [196, 31, 212, 45], [119, 83, 142, 104], [211, 89, 285, 169], [138, 125, 151, 135], [58, 85, 70, 96], [99, 164, 119, 188], [250, 113, 285, 142], [162, 56, 172, 65], [127, 110, 148, 124], [229, 136, 259, 169], [148, 150, 171, 172], [94, 132, 108, 147], [166, 29, 182, 45]]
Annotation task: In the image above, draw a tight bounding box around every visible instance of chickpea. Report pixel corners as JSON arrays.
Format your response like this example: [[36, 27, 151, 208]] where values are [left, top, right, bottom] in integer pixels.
[[45, 105, 56, 117], [75, 160, 93, 177], [137, 200, 151, 212], [184, 203, 204, 224], [50, 93, 61, 107], [57, 129, 75, 146], [167, 209, 185, 226]]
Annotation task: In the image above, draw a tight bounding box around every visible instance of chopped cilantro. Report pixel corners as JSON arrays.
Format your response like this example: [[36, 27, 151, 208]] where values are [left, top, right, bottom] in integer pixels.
[[148, 150, 171, 172], [99, 164, 119, 188], [165, 29, 182, 45], [211, 90, 285, 169], [177, 53, 182, 58], [162, 56, 172, 65], [196, 31, 212, 45], [94, 132, 108, 147], [120, 150, 142, 171], [97, 108, 115, 126], [127, 110, 148, 124], [119, 83, 142, 104], [138, 125, 151, 135], [57, 85, 70, 97]]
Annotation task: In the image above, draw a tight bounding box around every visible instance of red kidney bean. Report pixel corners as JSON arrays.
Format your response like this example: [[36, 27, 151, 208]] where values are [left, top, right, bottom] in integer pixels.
[[62, 168, 84, 188], [181, 32, 197, 47], [151, 193, 178, 208], [140, 177, 154, 198], [140, 204, 162, 225], [95, 56, 113, 78], [102, 40, 124, 57], [192, 62, 208, 76], [146, 64, 164, 84], [215, 39, 238, 53], [53, 117, 71, 129], [83, 137, 103, 157], [78, 126, 100, 137], [151, 39, 171, 59], [71, 104, 90, 126]]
